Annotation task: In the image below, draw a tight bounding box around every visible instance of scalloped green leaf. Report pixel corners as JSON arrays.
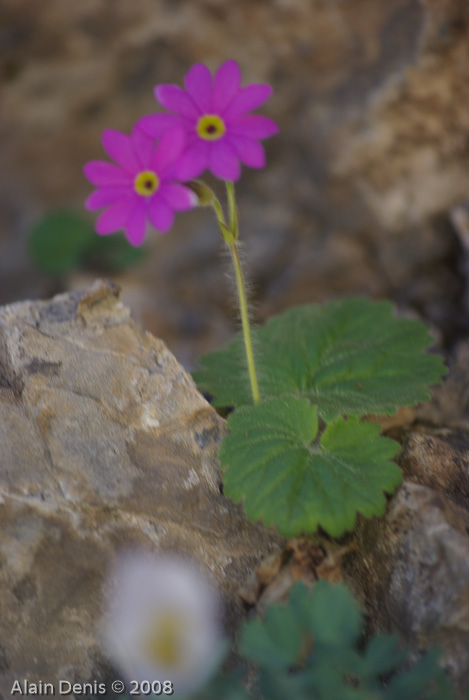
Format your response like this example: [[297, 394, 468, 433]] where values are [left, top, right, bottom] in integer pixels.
[[219, 396, 401, 537], [240, 602, 303, 669], [188, 670, 251, 700], [193, 298, 446, 421], [239, 582, 455, 700], [301, 579, 363, 648]]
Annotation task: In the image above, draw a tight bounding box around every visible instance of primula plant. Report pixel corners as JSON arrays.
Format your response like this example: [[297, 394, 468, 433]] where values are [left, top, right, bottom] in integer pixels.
[[84, 58, 445, 540], [85, 60, 450, 697]]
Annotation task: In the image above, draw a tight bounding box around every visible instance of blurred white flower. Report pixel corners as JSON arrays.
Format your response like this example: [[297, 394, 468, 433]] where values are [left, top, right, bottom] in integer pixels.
[[103, 552, 225, 697]]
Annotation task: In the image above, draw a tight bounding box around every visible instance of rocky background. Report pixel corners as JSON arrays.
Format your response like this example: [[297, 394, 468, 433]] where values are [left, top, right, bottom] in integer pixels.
[[1, 0, 469, 697], [1, 0, 469, 367], [0, 281, 283, 692], [1, 282, 469, 697]]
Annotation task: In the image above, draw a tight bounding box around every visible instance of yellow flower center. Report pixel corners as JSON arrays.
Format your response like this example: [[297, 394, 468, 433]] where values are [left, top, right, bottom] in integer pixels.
[[196, 114, 226, 141], [134, 170, 159, 197], [143, 611, 186, 669]]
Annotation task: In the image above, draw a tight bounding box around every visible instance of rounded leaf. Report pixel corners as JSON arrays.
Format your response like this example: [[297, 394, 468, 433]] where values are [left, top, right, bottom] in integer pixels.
[[220, 397, 401, 537], [194, 298, 446, 421]]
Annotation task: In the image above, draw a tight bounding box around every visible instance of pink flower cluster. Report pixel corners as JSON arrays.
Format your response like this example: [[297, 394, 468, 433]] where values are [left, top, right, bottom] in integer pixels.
[[84, 60, 278, 246]]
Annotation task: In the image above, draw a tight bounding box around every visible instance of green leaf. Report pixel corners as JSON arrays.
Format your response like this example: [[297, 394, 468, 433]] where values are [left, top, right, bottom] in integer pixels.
[[240, 601, 303, 668], [219, 397, 401, 537], [362, 634, 407, 677], [305, 580, 363, 648], [384, 649, 454, 700], [258, 669, 314, 700], [237, 582, 457, 700], [28, 210, 95, 275], [193, 298, 446, 420], [188, 670, 251, 700]]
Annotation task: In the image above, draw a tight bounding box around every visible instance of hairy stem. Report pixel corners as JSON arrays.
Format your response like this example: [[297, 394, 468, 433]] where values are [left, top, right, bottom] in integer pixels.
[[210, 183, 260, 404], [225, 181, 239, 240], [228, 239, 260, 404]]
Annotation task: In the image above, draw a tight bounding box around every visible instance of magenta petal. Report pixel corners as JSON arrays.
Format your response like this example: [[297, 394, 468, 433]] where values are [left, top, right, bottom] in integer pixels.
[[148, 197, 175, 233], [85, 187, 130, 211], [229, 115, 279, 139], [102, 130, 140, 172], [84, 161, 131, 187], [125, 202, 147, 246], [212, 60, 241, 112], [155, 85, 199, 119], [130, 128, 155, 167], [229, 136, 266, 169], [224, 84, 273, 120], [159, 183, 197, 211], [95, 196, 136, 235], [171, 140, 209, 180], [184, 63, 212, 112], [209, 141, 241, 181], [136, 113, 183, 139], [152, 127, 185, 174]]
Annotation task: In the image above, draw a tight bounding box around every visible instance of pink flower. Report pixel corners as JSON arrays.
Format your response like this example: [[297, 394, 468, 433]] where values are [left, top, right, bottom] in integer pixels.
[[137, 60, 279, 182], [84, 127, 197, 247]]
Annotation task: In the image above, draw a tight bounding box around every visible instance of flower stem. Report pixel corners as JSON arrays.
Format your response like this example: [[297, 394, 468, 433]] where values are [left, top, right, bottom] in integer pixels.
[[228, 238, 260, 404], [210, 183, 260, 404], [225, 181, 239, 240]]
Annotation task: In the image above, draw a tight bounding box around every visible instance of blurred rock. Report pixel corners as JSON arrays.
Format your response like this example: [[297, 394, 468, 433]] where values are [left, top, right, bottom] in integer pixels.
[[347, 429, 469, 694], [401, 430, 469, 502], [0, 0, 468, 363], [417, 339, 469, 431], [0, 280, 282, 692]]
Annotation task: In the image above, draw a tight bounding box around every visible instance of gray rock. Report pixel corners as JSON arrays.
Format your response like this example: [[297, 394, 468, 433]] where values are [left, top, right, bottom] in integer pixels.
[[0, 280, 282, 693], [347, 429, 469, 694], [417, 339, 469, 432]]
